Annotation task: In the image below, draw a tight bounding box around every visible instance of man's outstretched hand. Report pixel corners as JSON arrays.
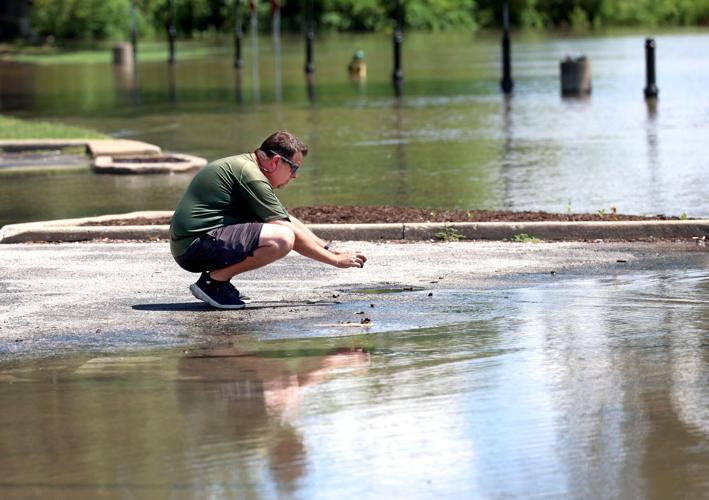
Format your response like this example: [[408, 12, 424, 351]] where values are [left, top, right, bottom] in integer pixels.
[[333, 250, 367, 269]]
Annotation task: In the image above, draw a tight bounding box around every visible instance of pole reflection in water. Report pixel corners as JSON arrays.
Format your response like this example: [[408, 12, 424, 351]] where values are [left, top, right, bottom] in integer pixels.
[[167, 64, 177, 103], [393, 96, 407, 201], [306, 72, 315, 103], [250, 0, 260, 104], [0, 62, 35, 111], [234, 68, 244, 104], [306, 96, 321, 201], [645, 98, 662, 209], [501, 95, 513, 206], [113, 63, 139, 106], [272, 1, 282, 103], [131, 64, 140, 105]]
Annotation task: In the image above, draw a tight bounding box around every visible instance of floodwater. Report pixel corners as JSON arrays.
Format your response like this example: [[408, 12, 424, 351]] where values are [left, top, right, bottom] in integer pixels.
[[1, 270, 707, 498], [1, 31, 709, 227]]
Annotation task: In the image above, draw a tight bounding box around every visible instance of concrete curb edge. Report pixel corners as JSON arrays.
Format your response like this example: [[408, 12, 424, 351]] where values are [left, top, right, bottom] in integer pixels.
[[2, 212, 708, 244]]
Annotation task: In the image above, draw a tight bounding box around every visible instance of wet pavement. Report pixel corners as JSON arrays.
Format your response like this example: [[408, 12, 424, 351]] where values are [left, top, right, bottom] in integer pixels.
[[0, 240, 706, 359], [1, 241, 707, 498]]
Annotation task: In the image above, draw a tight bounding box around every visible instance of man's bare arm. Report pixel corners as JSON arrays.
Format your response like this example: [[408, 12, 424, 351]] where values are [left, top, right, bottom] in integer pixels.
[[288, 214, 355, 256], [288, 214, 327, 247], [270, 220, 366, 268]]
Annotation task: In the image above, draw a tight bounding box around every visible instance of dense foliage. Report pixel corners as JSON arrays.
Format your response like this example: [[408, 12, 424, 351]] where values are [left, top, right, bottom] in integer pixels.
[[476, 0, 709, 29], [29, 0, 709, 42]]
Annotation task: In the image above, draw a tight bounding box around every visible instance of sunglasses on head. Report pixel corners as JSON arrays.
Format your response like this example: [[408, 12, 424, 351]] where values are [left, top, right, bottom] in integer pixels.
[[269, 150, 300, 176]]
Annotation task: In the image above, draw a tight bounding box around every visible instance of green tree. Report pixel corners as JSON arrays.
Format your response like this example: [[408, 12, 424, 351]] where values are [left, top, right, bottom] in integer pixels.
[[26, 0, 709, 43], [31, 0, 164, 42], [405, 0, 476, 31]]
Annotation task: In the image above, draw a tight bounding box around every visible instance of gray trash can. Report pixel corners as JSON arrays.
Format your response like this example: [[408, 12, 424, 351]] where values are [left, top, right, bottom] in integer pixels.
[[560, 55, 591, 96]]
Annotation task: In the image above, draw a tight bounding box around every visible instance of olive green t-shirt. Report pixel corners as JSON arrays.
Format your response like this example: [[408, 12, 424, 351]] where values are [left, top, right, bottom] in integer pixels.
[[169, 153, 289, 257]]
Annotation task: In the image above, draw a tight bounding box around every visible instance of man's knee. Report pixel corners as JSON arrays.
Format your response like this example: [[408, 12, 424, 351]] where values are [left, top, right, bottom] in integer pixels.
[[260, 225, 295, 255]]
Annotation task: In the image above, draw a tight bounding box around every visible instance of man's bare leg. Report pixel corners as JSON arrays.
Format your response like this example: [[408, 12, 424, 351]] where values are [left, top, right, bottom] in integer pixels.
[[209, 223, 294, 281]]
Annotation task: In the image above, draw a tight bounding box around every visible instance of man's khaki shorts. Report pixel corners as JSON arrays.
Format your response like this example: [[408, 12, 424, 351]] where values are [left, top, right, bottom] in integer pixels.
[[174, 222, 263, 273]]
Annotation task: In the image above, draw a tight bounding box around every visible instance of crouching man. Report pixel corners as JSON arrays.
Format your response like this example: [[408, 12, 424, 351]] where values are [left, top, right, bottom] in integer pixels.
[[169, 130, 367, 309]]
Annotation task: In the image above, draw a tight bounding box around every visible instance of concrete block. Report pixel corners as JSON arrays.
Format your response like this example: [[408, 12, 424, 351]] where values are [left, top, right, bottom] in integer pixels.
[[112, 43, 133, 66]]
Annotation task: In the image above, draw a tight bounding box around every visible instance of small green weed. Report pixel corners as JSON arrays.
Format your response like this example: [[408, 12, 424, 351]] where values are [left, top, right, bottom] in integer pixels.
[[435, 225, 463, 242], [596, 208, 606, 218], [512, 233, 541, 243], [680, 212, 689, 220]]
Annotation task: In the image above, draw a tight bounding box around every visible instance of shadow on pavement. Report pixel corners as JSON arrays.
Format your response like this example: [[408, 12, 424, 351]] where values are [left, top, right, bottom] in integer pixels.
[[132, 302, 214, 312], [132, 302, 336, 312]]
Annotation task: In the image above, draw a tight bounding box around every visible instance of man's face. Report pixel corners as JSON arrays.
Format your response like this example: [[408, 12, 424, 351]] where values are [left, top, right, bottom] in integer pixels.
[[264, 151, 303, 189]]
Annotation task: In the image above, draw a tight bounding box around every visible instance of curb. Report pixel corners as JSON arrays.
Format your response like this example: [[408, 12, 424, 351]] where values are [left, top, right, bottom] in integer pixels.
[[1, 212, 708, 244]]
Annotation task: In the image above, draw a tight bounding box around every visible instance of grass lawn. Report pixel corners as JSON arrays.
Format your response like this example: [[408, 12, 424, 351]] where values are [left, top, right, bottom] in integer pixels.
[[0, 41, 230, 64], [0, 116, 108, 140]]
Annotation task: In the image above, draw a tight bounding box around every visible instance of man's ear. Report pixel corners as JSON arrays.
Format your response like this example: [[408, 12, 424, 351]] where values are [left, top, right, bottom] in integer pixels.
[[254, 149, 268, 163]]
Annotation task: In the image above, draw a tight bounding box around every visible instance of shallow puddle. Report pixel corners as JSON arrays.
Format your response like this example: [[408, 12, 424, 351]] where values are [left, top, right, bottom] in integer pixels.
[[0, 269, 707, 498], [350, 285, 426, 294]]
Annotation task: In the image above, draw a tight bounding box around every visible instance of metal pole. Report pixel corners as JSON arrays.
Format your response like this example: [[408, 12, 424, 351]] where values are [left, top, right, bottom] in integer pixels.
[[234, 0, 243, 68], [305, 0, 314, 75], [392, 0, 403, 96], [644, 38, 658, 99], [168, 0, 176, 64], [500, 0, 513, 94], [130, 0, 138, 65]]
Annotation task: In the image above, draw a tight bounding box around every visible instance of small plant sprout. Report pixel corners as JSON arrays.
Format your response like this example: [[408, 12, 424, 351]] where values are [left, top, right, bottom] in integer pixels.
[[596, 208, 606, 218], [435, 225, 463, 242], [680, 212, 689, 220], [512, 233, 541, 243]]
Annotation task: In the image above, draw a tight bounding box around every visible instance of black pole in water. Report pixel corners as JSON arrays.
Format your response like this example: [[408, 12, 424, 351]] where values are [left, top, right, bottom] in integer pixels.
[[500, 0, 513, 94], [392, 0, 403, 96], [130, 0, 138, 65], [168, 0, 176, 64], [305, 0, 314, 75], [644, 38, 658, 99]]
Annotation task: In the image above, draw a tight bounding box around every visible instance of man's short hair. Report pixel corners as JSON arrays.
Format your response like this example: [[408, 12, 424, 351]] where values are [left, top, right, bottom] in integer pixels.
[[260, 131, 308, 160]]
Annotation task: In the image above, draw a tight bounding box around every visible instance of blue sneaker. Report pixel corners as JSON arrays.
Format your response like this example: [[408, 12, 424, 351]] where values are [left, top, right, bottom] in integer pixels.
[[224, 280, 252, 303], [189, 273, 246, 310]]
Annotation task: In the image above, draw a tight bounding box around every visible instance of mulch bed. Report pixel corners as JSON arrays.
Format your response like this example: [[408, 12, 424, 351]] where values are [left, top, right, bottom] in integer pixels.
[[80, 205, 681, 226]]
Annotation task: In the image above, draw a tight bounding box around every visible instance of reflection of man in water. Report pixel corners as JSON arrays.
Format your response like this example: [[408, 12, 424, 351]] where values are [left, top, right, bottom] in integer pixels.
[[175, 346, 369, 494]]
